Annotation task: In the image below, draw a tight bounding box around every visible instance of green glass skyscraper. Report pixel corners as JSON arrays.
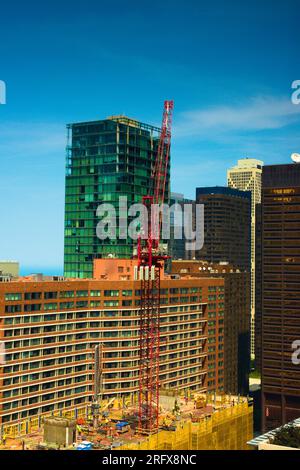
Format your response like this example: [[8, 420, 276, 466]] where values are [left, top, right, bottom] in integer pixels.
[[64, 115, 170, 278]]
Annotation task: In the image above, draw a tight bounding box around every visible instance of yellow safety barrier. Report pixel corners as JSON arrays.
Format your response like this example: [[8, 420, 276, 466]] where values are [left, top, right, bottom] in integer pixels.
[[0, 405, 88, 440], [118, 400, 253, 451]]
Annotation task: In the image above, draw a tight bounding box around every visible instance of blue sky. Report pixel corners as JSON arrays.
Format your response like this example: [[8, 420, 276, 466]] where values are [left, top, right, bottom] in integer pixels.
[[0, 0, 299, 272]]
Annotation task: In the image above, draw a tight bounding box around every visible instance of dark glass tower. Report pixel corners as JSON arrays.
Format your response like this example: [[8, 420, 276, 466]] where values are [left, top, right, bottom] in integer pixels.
[[64, 116, 169, 278], [195, 186, 251, 272], [259, 163, 300, 431]]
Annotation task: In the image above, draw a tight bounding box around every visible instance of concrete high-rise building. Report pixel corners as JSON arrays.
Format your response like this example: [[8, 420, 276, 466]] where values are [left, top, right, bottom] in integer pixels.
[[195, 187, 251, 273], [64, 116, 170, 278], [258, 163, 300, 431], [0, 259, 225, 427], [227, 158, 263, 358]]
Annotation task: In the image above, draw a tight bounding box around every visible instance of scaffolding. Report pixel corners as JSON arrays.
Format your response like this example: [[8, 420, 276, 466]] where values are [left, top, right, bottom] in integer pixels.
[[118, 399, 253, 451]]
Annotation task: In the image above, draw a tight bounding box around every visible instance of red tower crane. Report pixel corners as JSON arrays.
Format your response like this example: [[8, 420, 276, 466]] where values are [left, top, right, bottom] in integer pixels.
[[137, 100, 174, 433]]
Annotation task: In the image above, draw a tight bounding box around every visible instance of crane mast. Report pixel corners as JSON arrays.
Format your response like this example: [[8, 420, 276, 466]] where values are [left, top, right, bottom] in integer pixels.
[[137, 100, 174, 433], [91, 343, 103, 429]]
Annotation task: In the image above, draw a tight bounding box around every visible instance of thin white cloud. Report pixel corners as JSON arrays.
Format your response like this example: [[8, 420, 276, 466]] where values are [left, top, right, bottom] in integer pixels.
[[0, 122, 65, 159], [171, 132, 300, 196], [174, 96, 300, 138]]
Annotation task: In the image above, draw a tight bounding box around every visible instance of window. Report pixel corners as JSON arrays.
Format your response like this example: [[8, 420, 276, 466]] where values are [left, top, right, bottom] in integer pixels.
[[24, 304, 42, 312], [59, 291, 74, 298], [25, 292, 41, 300], [90, 290, 101, 297], [104, 290, 119, 297], [44, 325, 56, 332], [44, 303, 57, 311], [170, 288, 179, 294], [190, 287, 200, 294], [76, 301, 88, 308], [5, 293, 22, 301], [60, 302, 74, 309], [5, 305, 21, 313], [104, 300, 119, 307], [44, 292, 57, 299], [90, 311, 100, 318], [122, 290, 132, 296], [77, 290, 88, 297]]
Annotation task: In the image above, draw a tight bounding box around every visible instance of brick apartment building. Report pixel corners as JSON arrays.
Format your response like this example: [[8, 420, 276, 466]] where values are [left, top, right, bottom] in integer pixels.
[[0, 260, 225, 425], [171, 260, 250, 395]]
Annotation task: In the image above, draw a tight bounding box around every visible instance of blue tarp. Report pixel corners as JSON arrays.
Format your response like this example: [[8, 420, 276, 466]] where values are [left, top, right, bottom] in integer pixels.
[[116, 421, 129, 428], [76, 441, 93, 451]]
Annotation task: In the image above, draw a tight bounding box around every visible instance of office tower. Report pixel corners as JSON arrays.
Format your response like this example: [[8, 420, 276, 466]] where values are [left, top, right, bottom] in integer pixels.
[[259, 163, 300, 431], [227, 158, 263, 358], [255, 203, 263, 371], [171, 260, 250, 395], [64, 116, 170, 278], [195, 187, 251, 272], [169, 192, 196, 261], [0, 258, 225, 426]]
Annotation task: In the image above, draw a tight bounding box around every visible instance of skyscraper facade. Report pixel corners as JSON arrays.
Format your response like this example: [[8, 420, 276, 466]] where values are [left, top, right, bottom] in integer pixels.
[[195, 187, 251, 273], [64, 116, 170, 278], [259, 163, 300, 431], [227, 158, 263, 357], [169, 192, 196, 261]]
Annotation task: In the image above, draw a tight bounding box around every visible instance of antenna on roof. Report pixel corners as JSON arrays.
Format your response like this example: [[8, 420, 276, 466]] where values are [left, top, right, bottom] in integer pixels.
[[291, 153, 300, 163]]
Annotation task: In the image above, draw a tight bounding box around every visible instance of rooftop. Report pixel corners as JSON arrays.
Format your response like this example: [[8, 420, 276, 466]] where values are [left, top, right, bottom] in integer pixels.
[[67, 116, 161, 134], [229, 158, 264, 170], [248, 417, 300, 449], [107, 115, 161, 133], [196, 186, 251, 199]]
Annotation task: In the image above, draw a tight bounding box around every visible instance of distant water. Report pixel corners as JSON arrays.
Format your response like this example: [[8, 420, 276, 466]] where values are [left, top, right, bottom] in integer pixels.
[[20, 266, 64, 276]]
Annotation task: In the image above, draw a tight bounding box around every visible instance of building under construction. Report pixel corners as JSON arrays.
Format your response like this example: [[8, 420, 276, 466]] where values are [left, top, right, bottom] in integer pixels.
[[0, 392, 253, 451], [64, 115, 170, 279], [0, 102, 253, 448]]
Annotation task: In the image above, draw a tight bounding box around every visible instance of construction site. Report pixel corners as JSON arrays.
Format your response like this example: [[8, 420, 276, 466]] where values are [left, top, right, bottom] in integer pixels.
[[0, 391, 253, 450], [0, 102, 253, 451]]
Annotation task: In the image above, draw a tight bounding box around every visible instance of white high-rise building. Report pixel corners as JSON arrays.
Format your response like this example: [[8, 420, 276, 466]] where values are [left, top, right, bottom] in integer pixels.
[[227, 158, 263, 358]]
